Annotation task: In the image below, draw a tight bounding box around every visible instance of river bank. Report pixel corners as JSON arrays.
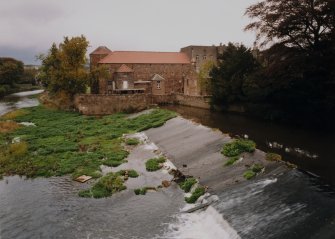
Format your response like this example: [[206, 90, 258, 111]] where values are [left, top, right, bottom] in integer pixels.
[[1, 92, 335, 238]]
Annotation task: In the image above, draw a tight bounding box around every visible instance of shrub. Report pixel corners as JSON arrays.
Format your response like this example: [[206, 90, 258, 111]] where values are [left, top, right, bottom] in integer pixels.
[[125, 138, 140, 146], [224, 156, 239, 166], [145, 157, 166, 171], [185, 187, 206, 204], [251, 163, 264, 173], [266, 153, 282, 161], [180, 177, 197, 193], [134, 187, 148, 195], [222, 139, 256, 157], [116, 169, 139, 178], [243, 163, 264, 180], [243, 170, 256, 180], [78, 172, 126, 198]]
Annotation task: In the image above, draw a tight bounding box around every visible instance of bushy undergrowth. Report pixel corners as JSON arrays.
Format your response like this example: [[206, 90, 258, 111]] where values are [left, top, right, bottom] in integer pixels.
[[78, 172, 126, 198], [125, 138, 140, 146], [222, 139, 256, 157], [185, 187, 206, 204], [224, 156, 239, 166], [0, 106, 176, 179], [179, 177, 197, 193], [243, 163, 264, 180], [266, 153, 282, 161], [145, 157, 166, 172]]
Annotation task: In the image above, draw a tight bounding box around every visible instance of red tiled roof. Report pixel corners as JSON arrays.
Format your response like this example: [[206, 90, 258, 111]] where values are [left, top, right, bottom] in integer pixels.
[[90, 46, 112, 55], [99, 51, 190, 64], [116, 64, 134, 73]]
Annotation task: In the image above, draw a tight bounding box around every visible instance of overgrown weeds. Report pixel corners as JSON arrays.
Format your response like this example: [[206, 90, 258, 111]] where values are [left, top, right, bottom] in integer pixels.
[[179, 177, 197, 193], [0, 106, 175, 180], [145, 157, 166, 171], [185, 187, 206, 204], [222, 139, 256, 157]]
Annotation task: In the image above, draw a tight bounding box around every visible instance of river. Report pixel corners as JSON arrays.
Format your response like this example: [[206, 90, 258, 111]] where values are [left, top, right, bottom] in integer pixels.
[[162, 105, 335, 186], [1, 92, 335, 239]]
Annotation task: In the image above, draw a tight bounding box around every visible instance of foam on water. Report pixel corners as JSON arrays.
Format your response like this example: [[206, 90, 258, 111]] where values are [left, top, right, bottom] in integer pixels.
[[161, 206, 240, 239]]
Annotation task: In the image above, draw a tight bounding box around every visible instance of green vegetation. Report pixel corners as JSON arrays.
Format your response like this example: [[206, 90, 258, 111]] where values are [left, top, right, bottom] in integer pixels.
[[1, 109, 29, 120], [78, 172, 126, 198], [116, 169, 139, 178], [0, 57, 24, 98], [266, 153, 282, 162], [0, 106, 176, 180], [125, 138, 140, 146], [224, 156, 239, 166], [134, 187, 151, 195], [243, 170, 256, 180], [37, 35, 89, 97], [243, 163, 264, 180], [145, 157, 166, 172], [185, 187, 206, 204], [222, 139, 256, 157], [210, 0, 335, 130], [179, 177, 197, 193]]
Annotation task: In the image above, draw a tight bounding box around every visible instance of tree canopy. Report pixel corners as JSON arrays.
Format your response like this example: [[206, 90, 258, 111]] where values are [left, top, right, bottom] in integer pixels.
[[38, 35, 89, 97], [245, 0, 335, 50], [210, 0, 335, 130]]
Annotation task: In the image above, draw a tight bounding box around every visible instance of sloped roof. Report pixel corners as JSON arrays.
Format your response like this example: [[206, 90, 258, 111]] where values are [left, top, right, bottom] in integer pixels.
[[99, 51, 190, 64], [90, 46, 112, 55], [116, 64, 134, 73], [151, 74, 165, 81]]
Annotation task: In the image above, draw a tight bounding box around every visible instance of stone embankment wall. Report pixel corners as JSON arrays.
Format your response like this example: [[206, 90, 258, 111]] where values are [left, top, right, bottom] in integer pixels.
[[74, 94, 151, 115], [174, 94, 211, 109], [74, 93, 211, 115]]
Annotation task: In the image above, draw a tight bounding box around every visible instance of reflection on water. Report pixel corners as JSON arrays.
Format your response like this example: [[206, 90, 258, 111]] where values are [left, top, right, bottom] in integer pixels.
[[0, 90, 43, 116], [162, 105, 335, 185]]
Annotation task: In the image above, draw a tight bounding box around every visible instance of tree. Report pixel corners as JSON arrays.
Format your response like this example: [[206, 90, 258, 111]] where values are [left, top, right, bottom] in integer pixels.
[[0, 58, 24, 86], [38, 35, 89, 97], [245, 0, 335, 50], [198, 60, 215, 95], [210, 43, 261, 107], [89, 65, 110, 94]]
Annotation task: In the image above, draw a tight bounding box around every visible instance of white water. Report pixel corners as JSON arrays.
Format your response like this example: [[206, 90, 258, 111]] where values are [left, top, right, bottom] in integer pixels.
[[161, 206, 240, 239]]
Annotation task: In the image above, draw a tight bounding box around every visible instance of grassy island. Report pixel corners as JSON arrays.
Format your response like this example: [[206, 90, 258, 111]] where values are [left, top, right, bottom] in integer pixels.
[[0, 106, 176, 181]]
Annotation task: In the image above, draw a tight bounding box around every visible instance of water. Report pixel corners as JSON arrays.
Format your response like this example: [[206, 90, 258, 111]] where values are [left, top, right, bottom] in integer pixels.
[[1, 92, 335, 238], [0, 176, 184, 239], [0, 89, 44, 116], [162, 105, 335, 186]]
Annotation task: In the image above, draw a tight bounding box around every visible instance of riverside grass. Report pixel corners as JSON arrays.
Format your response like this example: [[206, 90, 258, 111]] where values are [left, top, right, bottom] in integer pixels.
[[0, 106, 176, 179]]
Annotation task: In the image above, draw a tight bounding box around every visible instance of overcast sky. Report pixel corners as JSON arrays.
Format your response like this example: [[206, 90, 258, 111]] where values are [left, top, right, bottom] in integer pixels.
[[0, 0, 257, 64]]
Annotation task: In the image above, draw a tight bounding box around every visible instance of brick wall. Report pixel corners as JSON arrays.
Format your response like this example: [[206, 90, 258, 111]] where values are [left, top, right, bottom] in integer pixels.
[[98, 63, 194, 95]]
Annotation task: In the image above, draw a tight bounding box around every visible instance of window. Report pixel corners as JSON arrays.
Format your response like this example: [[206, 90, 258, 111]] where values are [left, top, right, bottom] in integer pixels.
[[203, 55, 207, 60], [157, 81, 161, 89], [108, 80, 113, 85], [196, 55, 199, 61]]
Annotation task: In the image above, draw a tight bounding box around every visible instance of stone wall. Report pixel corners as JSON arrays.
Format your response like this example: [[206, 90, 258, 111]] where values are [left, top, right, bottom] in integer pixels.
[[74, 94, 152, 115], [175, 94, 210, 109], [75, 93, 211, 115]]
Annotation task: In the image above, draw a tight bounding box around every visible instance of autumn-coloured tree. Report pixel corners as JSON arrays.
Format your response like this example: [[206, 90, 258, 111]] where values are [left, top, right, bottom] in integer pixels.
[[38, 35, 89, 97]]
